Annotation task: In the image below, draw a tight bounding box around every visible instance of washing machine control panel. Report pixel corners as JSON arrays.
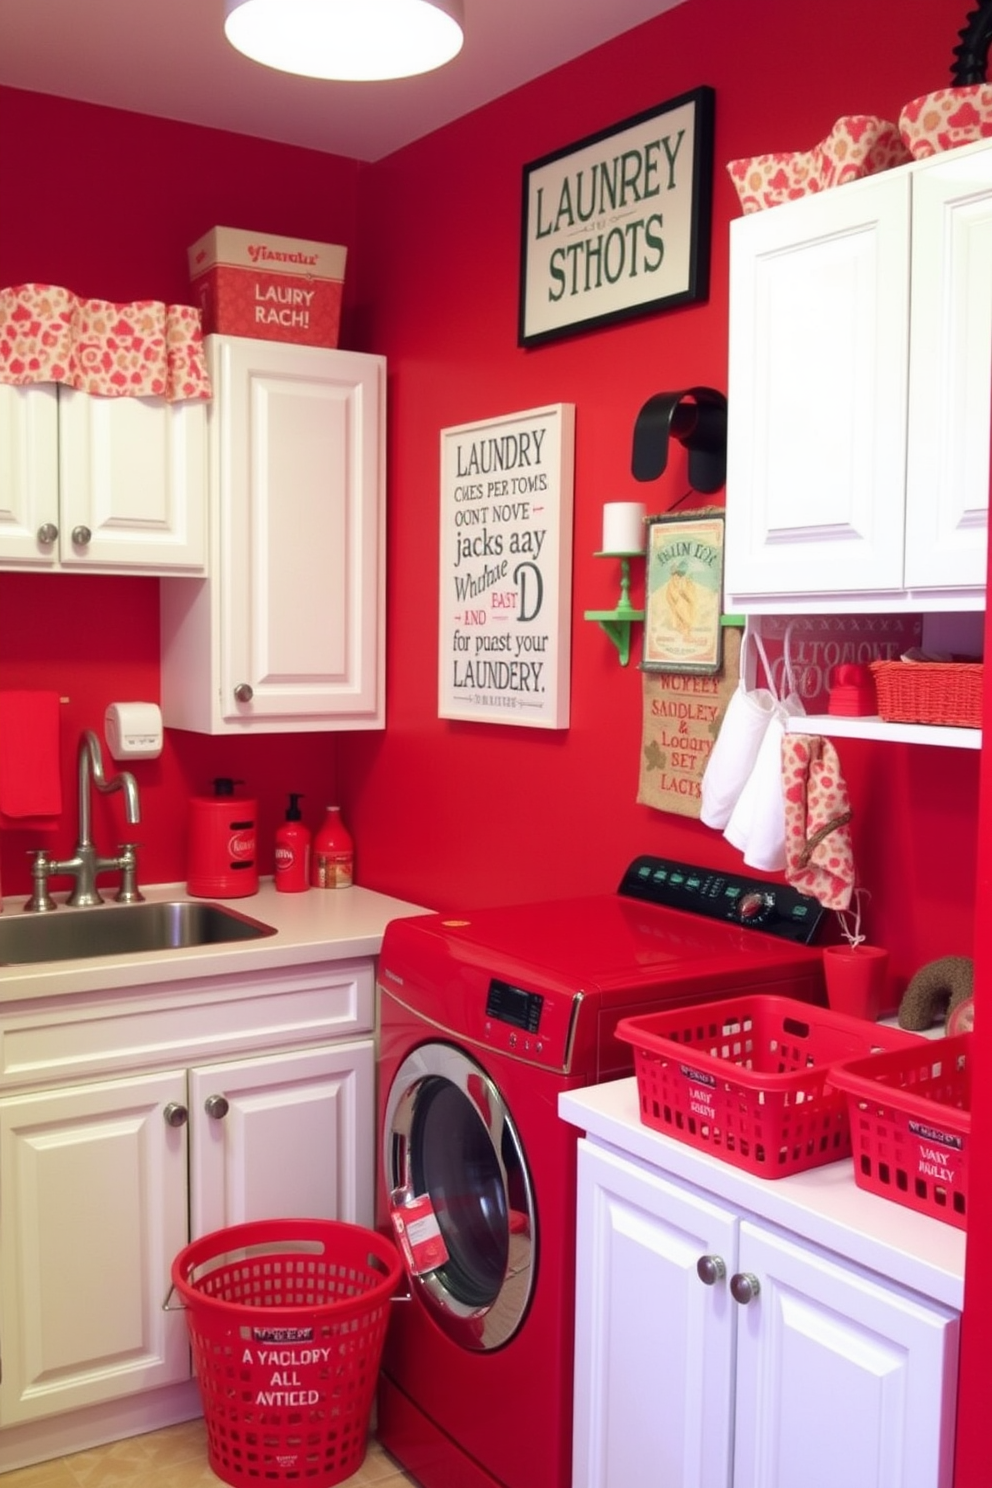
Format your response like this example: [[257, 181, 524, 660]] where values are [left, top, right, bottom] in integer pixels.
[[481, 977, 574, 1064], [486, 979, 543, 1034]]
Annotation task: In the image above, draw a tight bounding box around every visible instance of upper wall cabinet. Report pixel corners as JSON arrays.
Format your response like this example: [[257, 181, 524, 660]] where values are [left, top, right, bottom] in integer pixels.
[[160, 337, 385, 734], [0, 382, 206, 573], [724, 138, 992, 614]]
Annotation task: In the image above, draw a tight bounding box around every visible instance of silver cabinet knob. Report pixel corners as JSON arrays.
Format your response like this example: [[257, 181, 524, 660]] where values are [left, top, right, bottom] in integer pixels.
[[234, 683, 254, 703], [163, 1102, 189, 1128], [71, 525, 92, 546], [696, 1254, 727, 1286], [204, 1094, 230, 1120], [730, 1272, 761, 1305], [37, 523, 59, 545]]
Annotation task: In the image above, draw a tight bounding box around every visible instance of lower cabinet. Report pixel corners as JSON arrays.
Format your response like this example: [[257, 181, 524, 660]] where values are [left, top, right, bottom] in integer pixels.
[[573, 1139, 959, 1488], [0, 960, 375, 1447]]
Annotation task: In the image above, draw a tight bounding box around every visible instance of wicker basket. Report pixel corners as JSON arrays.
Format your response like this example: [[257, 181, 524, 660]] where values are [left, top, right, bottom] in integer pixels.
[[869, 660, 983, 728]]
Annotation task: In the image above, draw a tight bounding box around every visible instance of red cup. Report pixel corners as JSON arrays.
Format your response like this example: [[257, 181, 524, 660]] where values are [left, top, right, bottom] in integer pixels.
[[822, 944, 889, 1021]]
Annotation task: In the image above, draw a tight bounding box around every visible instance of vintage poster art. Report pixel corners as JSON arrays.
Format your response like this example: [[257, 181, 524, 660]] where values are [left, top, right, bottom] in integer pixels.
[[519, 87, 715, 347], [642, 511, 725, 674], [438, 404, 575, 728]]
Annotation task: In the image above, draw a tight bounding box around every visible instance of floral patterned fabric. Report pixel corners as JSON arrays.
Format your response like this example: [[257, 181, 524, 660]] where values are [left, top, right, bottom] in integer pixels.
[[781, 733, 856, 912], [0, 283, 211, 401], [726, 116, 911, 214], [899, 85, 992, 159]]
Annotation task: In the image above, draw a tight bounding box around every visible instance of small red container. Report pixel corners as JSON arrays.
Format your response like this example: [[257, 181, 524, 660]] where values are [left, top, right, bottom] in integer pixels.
[[187, 777, 258, 899], [616, 995, 917, 1179], [827, 1033, 971, 1229]]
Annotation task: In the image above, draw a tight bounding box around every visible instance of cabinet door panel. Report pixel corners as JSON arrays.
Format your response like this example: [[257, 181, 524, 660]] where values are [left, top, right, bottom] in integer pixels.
[[905, 149, 992, 590], [733, 1220, 958, 1488], [726, 174, 910, 602], [0, 383, 59, 565], [0, 1071, 190, 1425], [574, 1140, 736, 1488], [218, 338, 383, 723], [58, 390, 206, 571], [189, 1040, 374, 1238]]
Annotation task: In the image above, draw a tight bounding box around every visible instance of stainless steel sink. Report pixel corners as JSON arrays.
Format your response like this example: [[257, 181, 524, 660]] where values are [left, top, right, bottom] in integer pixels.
[[0, 901, 277, 966]]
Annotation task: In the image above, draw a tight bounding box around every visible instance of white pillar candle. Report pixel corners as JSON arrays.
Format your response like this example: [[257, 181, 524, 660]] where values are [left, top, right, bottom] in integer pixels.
[[602, 501, 646, 554]]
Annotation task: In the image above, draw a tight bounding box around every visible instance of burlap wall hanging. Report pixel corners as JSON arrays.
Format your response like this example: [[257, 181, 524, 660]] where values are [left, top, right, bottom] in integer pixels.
[[637, 623, 742, 817]]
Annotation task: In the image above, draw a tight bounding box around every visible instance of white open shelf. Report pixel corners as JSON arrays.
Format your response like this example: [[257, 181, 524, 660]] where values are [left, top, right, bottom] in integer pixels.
[[785, 714, 981, 749]]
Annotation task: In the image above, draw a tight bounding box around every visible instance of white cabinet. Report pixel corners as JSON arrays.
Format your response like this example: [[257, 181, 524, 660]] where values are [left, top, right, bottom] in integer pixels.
[[0, 1068, 190, 1425], [0, 382, 206, 572], [725, 138, 992, 614], [0, 957, 375, 1452], [574, 1139, 959, 1488], [160, 336, 385, 733], [188, 1041, 373, 1237]]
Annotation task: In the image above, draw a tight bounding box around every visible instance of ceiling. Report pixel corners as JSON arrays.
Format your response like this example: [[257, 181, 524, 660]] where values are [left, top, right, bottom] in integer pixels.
[[0, 0, 682, 163]]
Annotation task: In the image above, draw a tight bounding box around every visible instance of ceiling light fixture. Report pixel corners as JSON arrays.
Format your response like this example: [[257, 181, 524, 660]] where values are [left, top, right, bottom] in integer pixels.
[[223, 0, 465, 82]]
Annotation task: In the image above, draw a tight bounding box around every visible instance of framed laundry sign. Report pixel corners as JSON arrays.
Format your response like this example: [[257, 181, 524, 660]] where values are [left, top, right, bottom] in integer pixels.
[[518, 87, 715, 347], [642, 510, 725, 674], [438, 404, 575, 728]]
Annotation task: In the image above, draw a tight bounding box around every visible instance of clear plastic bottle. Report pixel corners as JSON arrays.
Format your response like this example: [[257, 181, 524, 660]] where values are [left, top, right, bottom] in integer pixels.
[[310, 805, 354, 889]]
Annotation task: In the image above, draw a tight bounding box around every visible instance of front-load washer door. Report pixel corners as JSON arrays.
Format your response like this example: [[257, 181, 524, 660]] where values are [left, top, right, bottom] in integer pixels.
[[383, 1041, 536, 1352]]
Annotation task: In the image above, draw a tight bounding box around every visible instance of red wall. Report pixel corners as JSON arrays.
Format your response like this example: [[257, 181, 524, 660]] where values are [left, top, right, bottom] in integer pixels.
[[0, 88, 365, 888], [0, 0, 981, 1009], [343, 0, 981, 996]]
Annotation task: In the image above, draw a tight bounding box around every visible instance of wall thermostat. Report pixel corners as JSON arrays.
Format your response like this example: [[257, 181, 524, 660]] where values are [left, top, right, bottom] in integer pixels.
[[105, 702, 163, 760]]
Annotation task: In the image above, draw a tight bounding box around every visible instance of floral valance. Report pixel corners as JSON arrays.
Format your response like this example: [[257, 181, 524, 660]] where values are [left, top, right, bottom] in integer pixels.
[[0, 284, 211, 401]]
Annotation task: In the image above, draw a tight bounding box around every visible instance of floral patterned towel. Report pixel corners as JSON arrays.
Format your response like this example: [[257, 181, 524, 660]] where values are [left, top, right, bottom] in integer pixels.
[[782, 733, 856, 911], [0, 283, 210, 401]]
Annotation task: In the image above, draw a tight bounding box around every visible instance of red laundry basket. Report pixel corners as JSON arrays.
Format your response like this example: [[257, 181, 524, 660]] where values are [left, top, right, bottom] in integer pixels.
[[170, 1218, 402, 1488]]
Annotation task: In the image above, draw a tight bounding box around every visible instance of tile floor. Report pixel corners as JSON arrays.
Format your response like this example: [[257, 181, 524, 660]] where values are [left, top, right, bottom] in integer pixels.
[[0, 1421, 418, 1488]]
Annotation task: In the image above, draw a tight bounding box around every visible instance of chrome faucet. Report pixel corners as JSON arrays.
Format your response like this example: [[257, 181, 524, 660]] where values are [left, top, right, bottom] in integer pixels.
[[26, 730, 143, 910]]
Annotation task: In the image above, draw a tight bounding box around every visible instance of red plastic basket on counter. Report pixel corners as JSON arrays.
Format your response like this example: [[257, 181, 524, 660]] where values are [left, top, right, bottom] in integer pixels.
[[827, 1034, 970, 1229], [615, 995, 917, 1179]]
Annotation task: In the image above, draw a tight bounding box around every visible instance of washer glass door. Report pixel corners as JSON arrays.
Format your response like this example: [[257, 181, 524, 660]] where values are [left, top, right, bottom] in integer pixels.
[[383, 1041, 535, 1352]]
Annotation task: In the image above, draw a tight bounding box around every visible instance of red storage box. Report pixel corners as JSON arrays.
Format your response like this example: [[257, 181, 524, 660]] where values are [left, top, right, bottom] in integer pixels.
[[188, 226, 347, 347], [828, 1033, 970, 1229], [616, 995, 917, 1179]]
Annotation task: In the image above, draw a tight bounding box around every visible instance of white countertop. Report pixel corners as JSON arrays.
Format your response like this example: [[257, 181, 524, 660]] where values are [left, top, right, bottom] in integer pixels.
[[0, 879, 429, 1004], [560, 1079, 966, 1311]]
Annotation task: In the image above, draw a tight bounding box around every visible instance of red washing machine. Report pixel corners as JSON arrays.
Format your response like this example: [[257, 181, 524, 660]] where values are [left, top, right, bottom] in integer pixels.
[[376, 856, 827, 1488]]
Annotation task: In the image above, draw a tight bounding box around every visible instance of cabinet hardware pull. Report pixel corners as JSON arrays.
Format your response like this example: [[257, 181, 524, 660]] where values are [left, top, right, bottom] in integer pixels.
[[163, 1102, 189, 1128], [204, 1094, 230, 1120], [37, 523, 59, 545], [71, 525, 92, 546], [234, 683, 254, 703], [696, 1254, 727, 1286], [730, 1271, 761, 1304]]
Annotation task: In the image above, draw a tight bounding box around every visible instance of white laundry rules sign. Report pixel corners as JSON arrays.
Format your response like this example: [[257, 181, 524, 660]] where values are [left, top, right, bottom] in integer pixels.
[[246, 1330, 328, 1408], [439, 404, 575, 728]]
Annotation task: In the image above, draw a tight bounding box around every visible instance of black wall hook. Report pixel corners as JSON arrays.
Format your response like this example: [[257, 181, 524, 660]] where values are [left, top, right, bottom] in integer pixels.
[[631, 386, 728, 495]]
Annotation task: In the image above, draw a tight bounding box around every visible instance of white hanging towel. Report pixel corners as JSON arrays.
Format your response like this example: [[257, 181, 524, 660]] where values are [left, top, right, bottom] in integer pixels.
[[724, 623, 806, 870], [699, 624, 776, 830]]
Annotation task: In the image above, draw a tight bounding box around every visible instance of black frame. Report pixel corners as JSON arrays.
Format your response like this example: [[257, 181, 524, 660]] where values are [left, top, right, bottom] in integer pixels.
[[518, 86, 715, 348]]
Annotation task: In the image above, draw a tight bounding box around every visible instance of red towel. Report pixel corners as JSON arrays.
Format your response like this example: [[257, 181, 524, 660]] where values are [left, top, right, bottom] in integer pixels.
[[0, 691, 62, 828]]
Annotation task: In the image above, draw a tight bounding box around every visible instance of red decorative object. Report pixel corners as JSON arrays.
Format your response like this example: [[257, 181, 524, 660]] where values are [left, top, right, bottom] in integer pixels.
[[827, 662, 877, 716]]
